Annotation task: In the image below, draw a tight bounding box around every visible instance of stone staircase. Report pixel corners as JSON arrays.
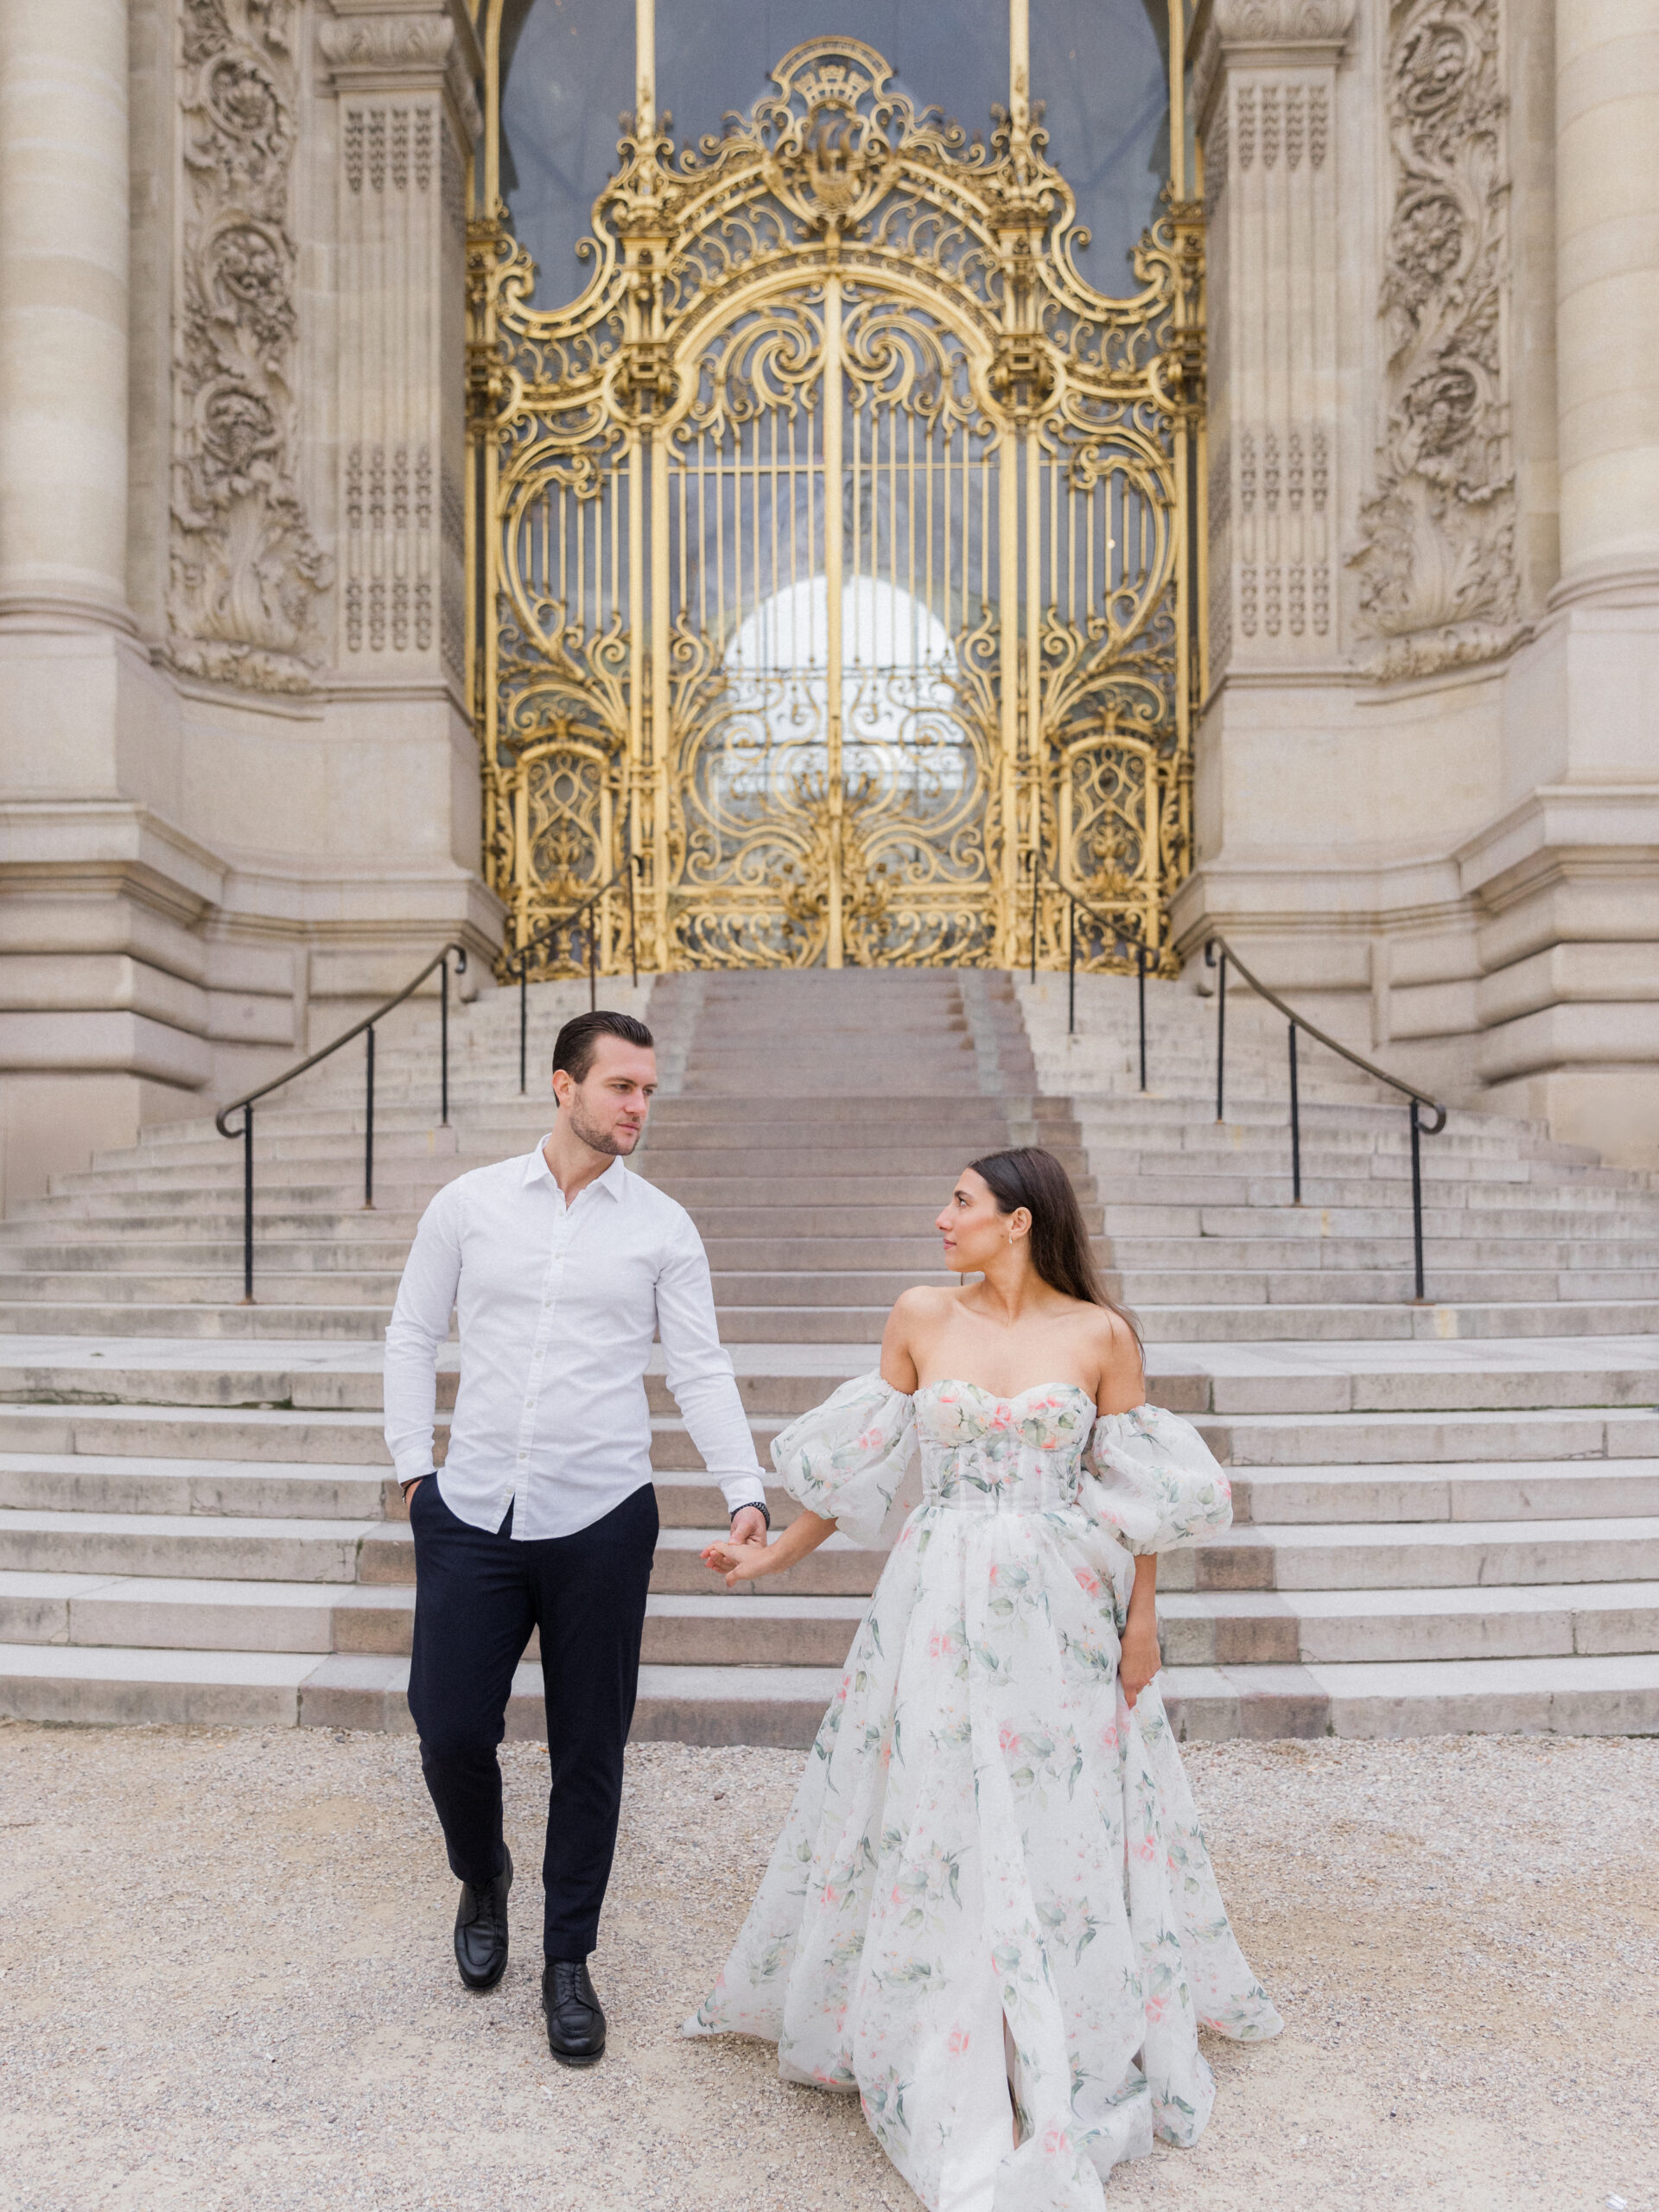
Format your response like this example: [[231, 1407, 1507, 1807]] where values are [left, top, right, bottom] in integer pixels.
[[2, 962, 1657, 1742]]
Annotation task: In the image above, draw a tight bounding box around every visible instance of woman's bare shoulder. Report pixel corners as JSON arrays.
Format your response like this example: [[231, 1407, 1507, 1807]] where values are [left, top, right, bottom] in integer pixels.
[[887, 1282, 961, 1331], [880, 1283, 960, 1392], [1085, 1303, 1145, 1408]]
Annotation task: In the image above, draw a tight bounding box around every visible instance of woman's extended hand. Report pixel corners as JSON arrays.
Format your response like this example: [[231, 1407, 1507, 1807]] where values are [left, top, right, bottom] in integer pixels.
[[1118, 1616, 1161, 1710], [701, 1536, 777, 1588]]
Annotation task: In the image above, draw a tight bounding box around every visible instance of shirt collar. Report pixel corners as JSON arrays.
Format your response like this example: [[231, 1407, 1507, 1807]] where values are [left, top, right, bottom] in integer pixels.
[[524, 1141, 629, 1203]]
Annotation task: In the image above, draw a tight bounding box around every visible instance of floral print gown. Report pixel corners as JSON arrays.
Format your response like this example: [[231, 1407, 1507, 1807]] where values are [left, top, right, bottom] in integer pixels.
[[685, 1376, 1281, 2212]]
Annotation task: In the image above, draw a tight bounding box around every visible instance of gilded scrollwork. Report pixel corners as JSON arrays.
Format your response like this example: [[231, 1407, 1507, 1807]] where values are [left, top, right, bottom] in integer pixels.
[[1351, 0, 1523, 678], [478, 35, 1196, 971], [171, 0, 330, 693]]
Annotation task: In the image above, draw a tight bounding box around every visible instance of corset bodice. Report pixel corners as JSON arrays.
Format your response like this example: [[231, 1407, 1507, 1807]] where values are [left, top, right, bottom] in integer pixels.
[[913, 1380, 1096, 1514]]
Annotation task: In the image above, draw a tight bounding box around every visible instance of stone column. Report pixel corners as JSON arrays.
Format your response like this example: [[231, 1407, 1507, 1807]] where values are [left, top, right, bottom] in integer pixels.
[[320, 0, 479, 694], [1554, 0, 1659, 593], [1460, 0, 1659, 1166], [0, 0, 132, 623], [1196, 0, 1351, 683]]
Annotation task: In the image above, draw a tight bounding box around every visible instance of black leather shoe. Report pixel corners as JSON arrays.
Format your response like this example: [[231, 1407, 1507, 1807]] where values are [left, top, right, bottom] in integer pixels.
[[542, 1957, 607, 2066], [453, 1848, 512, 1991]]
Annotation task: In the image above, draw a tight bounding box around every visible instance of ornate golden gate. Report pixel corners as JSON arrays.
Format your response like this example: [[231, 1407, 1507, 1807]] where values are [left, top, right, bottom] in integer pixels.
[[468, 13, 1203, 973]]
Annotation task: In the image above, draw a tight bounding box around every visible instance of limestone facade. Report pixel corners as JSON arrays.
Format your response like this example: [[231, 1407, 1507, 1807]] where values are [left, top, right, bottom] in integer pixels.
[[1179, 0, 1659, 1169], [0, 0, 498, 1211], [1, 0, 1655, 1208]]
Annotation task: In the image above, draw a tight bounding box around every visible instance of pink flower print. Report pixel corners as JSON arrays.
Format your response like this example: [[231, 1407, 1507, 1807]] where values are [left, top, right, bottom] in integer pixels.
[[927, 1629, 945, 1659], [1135, 1834, 1158, 1863], [1040, 2125, 1071, 2157], [947, 2026, 971, 2056], [1099, 1724, 1120, 1753], [1145, 1994, 1167, 2024], [1074, 1567, 1101, 1599], [998, 1724, 1021, 1755], [857, 1425, 885, 1451]]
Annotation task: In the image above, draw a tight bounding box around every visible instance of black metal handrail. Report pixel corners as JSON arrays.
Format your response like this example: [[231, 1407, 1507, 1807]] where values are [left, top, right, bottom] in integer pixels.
[[515, 856, 642, 1095], [1204, 934, 1449, 1301], [1025, 855, 1154, 1090], [215, 942, 468, 1303]]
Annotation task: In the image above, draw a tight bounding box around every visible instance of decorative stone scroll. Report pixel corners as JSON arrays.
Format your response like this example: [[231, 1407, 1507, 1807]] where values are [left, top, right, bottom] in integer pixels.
[[171, 0, 330, 692], [1350, 0, 1522, 677]]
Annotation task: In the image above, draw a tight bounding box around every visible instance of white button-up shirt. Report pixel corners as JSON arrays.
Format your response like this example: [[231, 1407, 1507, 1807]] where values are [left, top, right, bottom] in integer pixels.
[[383, 1141, 766, 1540]]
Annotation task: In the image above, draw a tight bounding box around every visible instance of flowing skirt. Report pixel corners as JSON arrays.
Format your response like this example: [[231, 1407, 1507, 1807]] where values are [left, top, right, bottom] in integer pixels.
[[684, 1499, 1281, 2212]]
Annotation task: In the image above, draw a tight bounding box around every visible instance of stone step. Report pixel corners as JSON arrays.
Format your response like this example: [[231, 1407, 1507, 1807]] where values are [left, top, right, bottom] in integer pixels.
[[10, 1262, 1658, 1322], [1177, 1516, 1659, 1592], [1229, 1459, 1659, 1522], [1158, 1652, 1659, 1742], [0, 1302, 391, 1340], [0, 1508, 376, 1583], [1104, 1234, 1659, 1268], [0, 1453, 801, 1529], [1157, 1582, 1659, 1666], [4, 1338, 1652, 1415], [0, 1572, 867, 1667], [4, 1638, 1656, 1745], [1203, 1403, 1659, 1465], [715, 1299, 1659, 1344], [10, 1565, 1656, 1669], [6, 1293, 1659, 1344]]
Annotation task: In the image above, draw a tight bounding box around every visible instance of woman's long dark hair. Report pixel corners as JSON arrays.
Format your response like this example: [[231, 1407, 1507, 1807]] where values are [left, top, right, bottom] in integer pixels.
[[968, 1145, 1141, 1344]]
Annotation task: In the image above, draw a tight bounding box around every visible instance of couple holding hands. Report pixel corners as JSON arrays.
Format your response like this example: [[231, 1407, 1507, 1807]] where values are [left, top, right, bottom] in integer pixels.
[[384, 1009, 1279, 2212]]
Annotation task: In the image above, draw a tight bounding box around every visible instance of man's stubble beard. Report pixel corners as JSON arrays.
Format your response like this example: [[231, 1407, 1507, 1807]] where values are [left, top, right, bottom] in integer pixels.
[[563, 1093, 639, 1159]]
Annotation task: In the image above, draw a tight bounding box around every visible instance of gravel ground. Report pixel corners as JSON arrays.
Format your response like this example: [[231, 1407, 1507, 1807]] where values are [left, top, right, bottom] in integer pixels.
[[1, 1723, 1654, 2212]]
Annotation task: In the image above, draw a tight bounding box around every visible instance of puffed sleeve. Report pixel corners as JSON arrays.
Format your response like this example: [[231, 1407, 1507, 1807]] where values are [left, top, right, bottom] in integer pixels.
[[1082, 1403, 1232, 1554], [769, 1370, 916, 1548]]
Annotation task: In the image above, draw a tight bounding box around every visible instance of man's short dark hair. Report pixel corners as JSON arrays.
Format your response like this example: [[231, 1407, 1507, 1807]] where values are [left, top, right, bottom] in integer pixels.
[[552, 1009, 654, 1084]]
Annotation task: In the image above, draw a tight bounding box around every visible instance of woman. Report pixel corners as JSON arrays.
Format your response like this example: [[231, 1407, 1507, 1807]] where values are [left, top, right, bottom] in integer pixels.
[[685, 1147, 1280, 2212]]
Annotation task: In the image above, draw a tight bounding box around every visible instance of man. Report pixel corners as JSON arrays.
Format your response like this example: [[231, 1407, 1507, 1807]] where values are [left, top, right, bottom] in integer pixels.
[[384, 1008, 768, 2065]]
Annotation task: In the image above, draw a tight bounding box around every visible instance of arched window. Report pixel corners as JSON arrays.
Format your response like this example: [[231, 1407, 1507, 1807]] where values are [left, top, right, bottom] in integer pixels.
[[717, 575, 966, 807]]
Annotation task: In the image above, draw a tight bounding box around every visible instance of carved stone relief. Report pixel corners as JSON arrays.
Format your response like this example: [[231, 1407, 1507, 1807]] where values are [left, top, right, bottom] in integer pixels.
[[1233, 423, 1332, 647], [172, 0, 329, 693], [344, 444, 435, 658], [1351, 0, 1523, 678]]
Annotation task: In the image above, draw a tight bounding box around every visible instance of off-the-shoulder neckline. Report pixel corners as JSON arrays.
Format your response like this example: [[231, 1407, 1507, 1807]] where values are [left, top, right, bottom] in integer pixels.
[[914, 1377, 1098, 1408]]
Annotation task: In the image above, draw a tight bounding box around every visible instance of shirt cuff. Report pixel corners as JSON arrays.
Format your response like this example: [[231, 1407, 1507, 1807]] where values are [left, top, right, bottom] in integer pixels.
[[391, 1444, 436, 1486], [719, 1474, 767, 1516]]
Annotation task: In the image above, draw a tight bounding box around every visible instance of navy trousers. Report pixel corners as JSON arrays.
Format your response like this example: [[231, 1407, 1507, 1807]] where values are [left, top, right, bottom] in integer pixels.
[[406, 1475, 658, 1960]]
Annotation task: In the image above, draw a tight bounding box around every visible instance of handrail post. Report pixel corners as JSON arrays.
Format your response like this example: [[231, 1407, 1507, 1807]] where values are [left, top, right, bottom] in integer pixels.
[[1409, 1097, 1426, 1301], [240, 1107, 255, 1304], [519, 944, 528, 1096], [588, 899, 598, 1014], [1205, 941, 1227, 1122], [1028, 852, 1039, 985], [440, 956, 450, 1128], [1136, 941, 1147, 1092], [1067, 898, 1076, 1035], [364, 1023, 375, 1211], [1288, 1021, 1301, 1204]]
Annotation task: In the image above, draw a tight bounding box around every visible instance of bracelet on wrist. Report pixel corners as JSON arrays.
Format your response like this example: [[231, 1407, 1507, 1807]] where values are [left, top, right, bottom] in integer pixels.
[[729, 1500, 771, 1531]]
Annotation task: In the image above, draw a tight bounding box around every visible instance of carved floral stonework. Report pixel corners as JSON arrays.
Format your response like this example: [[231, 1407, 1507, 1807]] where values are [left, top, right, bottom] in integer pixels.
[[171, 0, 329, 693], [1351, 0, 1522, 678]]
